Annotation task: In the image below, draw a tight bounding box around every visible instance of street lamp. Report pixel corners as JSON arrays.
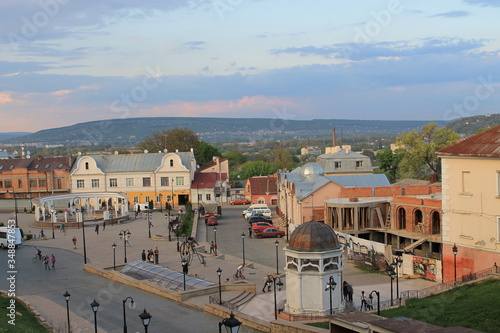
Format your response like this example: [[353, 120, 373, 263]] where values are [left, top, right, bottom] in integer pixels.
[[386, 264, 396, 306], [181, 259, 188, 291], [218, 312, 242, 333], [217, 267, 222, 305], [453, 243, 458, 284], [63, 291, 71, 333], [325, 276, 337, 315], [214, 227, 218, 256], [265, 275, 284, 320], [122, 296, 134, 333], [275, 240, 280, 275], [6, 189, 19, 228], [241, 233, 246, 265], [112, 243, 117, 270], [119, 229, 131, 263], [369, 290, 380, 315], [90, 299, 99, 333], [158, 194, 163, 212], [392, 256, 403, 304], [139, 309, 152, 333], [147, 210, 152, 238], [72, 197, 88, 264]]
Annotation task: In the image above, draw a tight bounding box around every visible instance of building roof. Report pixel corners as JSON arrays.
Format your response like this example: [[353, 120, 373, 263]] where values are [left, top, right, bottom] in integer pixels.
[[191, 172, 227, 189], [79, 152, 193, 173], [326, 174, 390, 188], [247, 176, 277, 195], [199, 157, 228, 172], [317, 149, 368, 160], [0, 156, 75, 172], [437, 125, 500, 157], [288, 221, 341, 252]]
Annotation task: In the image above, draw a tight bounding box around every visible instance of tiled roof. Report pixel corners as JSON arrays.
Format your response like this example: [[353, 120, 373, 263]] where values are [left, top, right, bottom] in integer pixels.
[[191, 172, 227, 189], [199, 157, 228, 172], [326, 174, 390, 188], [248, 176, 277, 195], [0, 156, 75, 172], [437, 125, 500, 157]]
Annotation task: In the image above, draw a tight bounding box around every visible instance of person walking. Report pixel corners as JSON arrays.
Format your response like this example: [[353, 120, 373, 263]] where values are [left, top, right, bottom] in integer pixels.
[[347, 282, 354, 302], [95, 224, 99, 235], [102, 220, 106, 231], [43, 255, 50, 270], [210, 241, 215, 254], [343, 281, 348, 301], [154, 247, 159, 264], [72, 236, 77, 249], [141, 249, 146, 261], [50, 254, 56, 269], [248, 227, 252, 239]]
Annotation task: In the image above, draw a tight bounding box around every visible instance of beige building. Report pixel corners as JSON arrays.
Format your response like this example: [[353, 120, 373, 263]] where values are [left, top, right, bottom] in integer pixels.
[[437, 125, 500, 281], [70, 151, 196, 209]]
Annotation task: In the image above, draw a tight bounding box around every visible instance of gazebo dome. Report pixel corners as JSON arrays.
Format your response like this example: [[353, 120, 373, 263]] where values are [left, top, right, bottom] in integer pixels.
[[300, 162, 324, 177], [289, 221, 341, 252]]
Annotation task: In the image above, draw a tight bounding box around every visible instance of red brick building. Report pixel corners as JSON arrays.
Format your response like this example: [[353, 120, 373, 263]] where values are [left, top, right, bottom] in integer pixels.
[[245, 176, 278, 205]]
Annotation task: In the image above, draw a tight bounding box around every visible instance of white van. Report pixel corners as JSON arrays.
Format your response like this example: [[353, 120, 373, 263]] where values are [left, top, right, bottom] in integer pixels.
[[0, 227, 22, 248], [133, 203, 150, 212], [242, 204, 268, 217], [245, 208, 272, 219]]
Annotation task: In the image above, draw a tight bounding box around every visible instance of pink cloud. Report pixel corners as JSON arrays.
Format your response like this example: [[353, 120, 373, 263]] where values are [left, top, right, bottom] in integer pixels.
[[0, 93, 13, 104]]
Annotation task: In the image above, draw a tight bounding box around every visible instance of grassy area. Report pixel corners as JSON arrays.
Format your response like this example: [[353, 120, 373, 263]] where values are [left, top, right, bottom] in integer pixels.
[[380, 279, 500, 333], [354, 265, 386, 275], [0, 294, 49, 333], [306, 322, 329, 329]]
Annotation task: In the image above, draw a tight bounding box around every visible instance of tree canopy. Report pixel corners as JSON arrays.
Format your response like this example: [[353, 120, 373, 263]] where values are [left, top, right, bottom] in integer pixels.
[[376, 149, 404, 183], [397, 122, 459, 180]]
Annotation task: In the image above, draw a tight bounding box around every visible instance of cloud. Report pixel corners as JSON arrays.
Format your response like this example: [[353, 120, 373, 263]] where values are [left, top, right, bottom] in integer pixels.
[[463, 0, 500, 7], [0, 93, 13, 103], [430, 10, 471, 18], [181, 40, 206, 50]]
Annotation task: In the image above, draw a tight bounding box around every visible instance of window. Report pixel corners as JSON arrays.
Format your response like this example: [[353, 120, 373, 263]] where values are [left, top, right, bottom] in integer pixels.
[[59, 164, 63, 168], [133, 196, 139, 203], [143, 177, 151, 187], [109, 178, 118, 187], [39, 179, 46, 187], [18, 180, 22, 187], [462, 171, 471, 194], [92, 179, 100, 188], [198, 194, 202, 201], [45, 164, 50, 168], [76, 179, 84, 188], [161, 177, 169, 186], [497, 172, 500, 196], [497, 216, 500, 242], [85, 162, 89, 170], [356, 160, 363, 168], [0, 180, 3, 188], [30, 180, 37, 188], [170, 159, 174, 167], [34, 165, 39, 169], [206, 194, 211, 201], [126, 178, 134, 187], [176, 177, 184, 186], [57, 179, 62, 189], [335, 161, 342, 169], [156, 195, 162, 203], [145, 196, 150, 203], [5, 180, 12, 188]]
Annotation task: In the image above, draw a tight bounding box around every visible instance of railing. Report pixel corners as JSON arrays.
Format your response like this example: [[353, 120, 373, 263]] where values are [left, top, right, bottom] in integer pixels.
[[401, 264, 498, 300], [208, 295, 239, 311]]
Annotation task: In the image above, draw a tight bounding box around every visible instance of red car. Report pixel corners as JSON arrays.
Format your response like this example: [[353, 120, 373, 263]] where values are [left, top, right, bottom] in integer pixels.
[[254, 227, 285, 239], [207, 216, 218, 226], [251, 222, 273, 233], [230, 198, 250, 205]]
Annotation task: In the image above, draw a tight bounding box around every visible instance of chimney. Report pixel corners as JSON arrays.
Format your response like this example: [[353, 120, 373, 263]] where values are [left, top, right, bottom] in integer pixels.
[[21, 144, 25, 159], [332, 128, 336, 147]]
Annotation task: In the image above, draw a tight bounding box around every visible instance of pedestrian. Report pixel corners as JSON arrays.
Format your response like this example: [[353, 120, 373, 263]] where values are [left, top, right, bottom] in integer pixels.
[[39, 229, 45, 239], [44, 255, 50, 270], [95, 224, 99, 235], [102, 221, 106, 231], [50, 254, 56, 269], [36, 248, 42, 260], [154, 247, 159, 264], [141, 249, 146, 261], [147, 249, 153, 263], [210, 241, 215, 254], [347, 282, 354, 302], [124, 233, 130, 246], [248, 227, 252, 238], [213, 242, 218, 255], [72, 236, 77, 249], [343, 281, 348, 301]]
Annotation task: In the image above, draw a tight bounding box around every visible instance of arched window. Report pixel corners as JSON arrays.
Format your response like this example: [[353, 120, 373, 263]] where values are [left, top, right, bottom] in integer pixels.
[[432, 211, 441, 234], [398, 207, 406, 230], [169, 159, 174, 167], [414, 209, 423, 226], [85, 162, 89, 170]]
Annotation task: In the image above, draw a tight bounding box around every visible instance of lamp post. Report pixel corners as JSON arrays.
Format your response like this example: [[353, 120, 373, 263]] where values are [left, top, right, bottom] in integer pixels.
[[7, 189, 19, 228], [90, 299, 99, 333], [147, 210, 152, 238], [393, 256, 403, 304], [369, 290, 380, 315], [218, 312, 242, 333], [112, 243, 117, 270], [214, 227, 218, 256], [275, 240, 280, 275], [158, 194, 163, 212], [265, 275, 284, 320], [241, 233, 246, 265], [73, 197, 88, 264], [181, 259, 188, 291], [63, 291, 71, 333], [453, 243, 458, 284], [325, 276, 337, 315], [119, 229, 131, 263], [139, 309, 152, 333], [122, 296, 134, 333], [217, 267, 222, 305], [386, 264, 396, 306]]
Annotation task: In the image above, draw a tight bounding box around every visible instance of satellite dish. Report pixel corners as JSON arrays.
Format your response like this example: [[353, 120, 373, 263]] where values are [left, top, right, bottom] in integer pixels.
[[197, 164, 200, 169], [114, 151, 118, 155], [78, 152, 82, 156], [164, 149, 168, 153], [144, 150, 148, 154]]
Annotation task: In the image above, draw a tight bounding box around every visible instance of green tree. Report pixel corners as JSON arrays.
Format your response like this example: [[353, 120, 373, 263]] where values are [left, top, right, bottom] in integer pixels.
[[397, 122, 459, 180], [138, 128, 200, 155], [197, 141, 222, 165], [236, 161, 279, 179], [223, 150, 248, 168], [376, 149, 404, 183]]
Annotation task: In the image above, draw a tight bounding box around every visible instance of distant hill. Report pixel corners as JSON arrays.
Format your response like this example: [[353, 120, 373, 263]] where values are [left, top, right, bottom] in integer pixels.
[[446, 113, 500, 136], [0, 117, 449, 146], [0, 132, 32, 142]]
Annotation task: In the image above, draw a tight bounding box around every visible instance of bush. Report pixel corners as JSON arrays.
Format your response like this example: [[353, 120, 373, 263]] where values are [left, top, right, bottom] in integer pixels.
[[25, 234, 33, 240]]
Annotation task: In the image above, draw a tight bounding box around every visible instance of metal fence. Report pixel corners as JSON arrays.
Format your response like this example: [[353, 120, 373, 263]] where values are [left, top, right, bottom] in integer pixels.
[[208, 295, 240, 311]]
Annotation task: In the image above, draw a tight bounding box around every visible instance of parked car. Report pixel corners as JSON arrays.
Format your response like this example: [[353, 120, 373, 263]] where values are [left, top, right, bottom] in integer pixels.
[[206, 216, 218, 226], [205, 213, 217, 223], [248, 215, 272, 224], [245, 208, 272, 219], [251, 222, 273, 233], [254, 227, 285, 238], [230, 198, 250, 205], [242, 204, 269, 217]]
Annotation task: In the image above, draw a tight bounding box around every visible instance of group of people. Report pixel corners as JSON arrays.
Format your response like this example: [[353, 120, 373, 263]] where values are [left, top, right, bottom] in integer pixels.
[[343, 281, 374, 311], [36, 248, 56, 270], [142, 248, 160, 264]]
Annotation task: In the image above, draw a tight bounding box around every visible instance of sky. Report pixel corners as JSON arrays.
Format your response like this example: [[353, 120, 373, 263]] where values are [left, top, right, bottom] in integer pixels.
[[1, 0, 500, 132]]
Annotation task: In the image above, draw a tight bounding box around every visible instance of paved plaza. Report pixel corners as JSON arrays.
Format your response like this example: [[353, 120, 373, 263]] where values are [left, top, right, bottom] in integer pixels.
[[0, 206, 438, 332]]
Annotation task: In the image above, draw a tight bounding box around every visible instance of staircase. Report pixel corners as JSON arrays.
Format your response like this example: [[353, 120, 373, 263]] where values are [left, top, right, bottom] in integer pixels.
[[403, 237, 430, 252]]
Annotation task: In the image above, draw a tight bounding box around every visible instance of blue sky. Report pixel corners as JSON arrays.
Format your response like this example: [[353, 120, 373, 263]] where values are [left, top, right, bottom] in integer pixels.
[[1, 0, 500, 132]]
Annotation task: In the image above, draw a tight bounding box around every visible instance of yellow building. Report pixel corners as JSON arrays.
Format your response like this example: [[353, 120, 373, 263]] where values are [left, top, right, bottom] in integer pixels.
[[437, 125, 500, 281], [70, 150, 196, 209]]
